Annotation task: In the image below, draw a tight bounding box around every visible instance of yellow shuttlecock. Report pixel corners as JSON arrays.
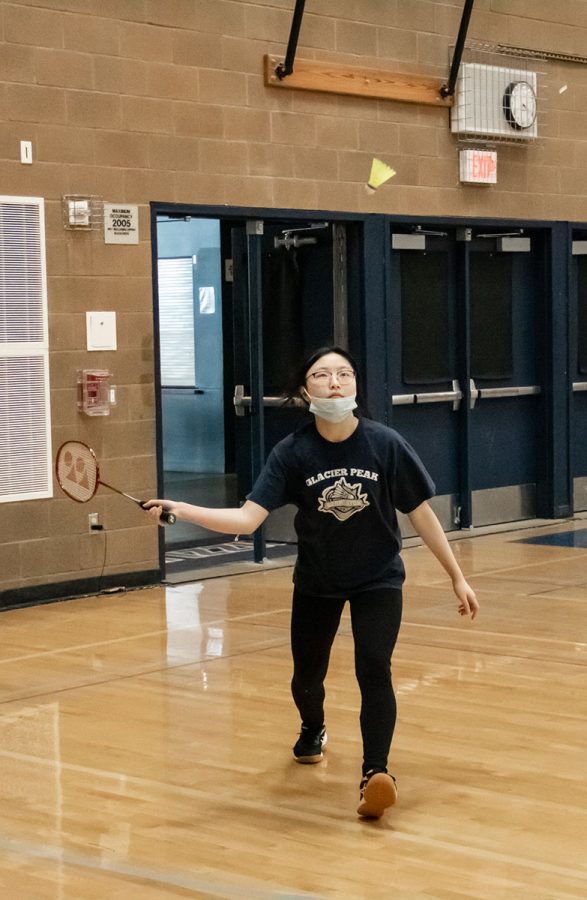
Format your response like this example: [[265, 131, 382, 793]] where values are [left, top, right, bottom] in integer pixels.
[[366, 158, 396, 193]]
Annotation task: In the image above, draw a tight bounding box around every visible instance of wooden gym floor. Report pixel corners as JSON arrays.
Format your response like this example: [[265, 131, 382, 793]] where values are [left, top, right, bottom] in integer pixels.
[[0, 518, 585, 899]]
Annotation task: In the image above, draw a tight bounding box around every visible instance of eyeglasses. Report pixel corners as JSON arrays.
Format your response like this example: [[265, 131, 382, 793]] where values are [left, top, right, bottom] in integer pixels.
[[306, 368, 356, 384]]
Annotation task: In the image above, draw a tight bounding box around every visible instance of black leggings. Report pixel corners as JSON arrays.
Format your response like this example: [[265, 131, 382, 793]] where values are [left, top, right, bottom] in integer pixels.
[[290, 587, 403, 775]]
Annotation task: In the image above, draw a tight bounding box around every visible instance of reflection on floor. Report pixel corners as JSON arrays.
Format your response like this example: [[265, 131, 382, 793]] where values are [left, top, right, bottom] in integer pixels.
[[516, 527, 587, 548]]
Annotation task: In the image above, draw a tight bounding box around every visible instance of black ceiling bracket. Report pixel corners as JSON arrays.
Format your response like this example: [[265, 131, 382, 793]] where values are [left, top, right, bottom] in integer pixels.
[[274, 0, 307, 80], [439, 0, 476, 98]]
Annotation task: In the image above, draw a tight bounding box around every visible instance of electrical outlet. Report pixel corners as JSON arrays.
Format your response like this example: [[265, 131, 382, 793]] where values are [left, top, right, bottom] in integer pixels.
[[88, 512, 100, 531]]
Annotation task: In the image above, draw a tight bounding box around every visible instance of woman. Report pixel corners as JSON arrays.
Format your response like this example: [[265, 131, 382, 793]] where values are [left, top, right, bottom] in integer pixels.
[[144, 347, 479, 819]]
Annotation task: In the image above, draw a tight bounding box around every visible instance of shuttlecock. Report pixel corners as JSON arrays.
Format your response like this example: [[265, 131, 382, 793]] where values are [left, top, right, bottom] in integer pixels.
[[366, 158, 396, 193]]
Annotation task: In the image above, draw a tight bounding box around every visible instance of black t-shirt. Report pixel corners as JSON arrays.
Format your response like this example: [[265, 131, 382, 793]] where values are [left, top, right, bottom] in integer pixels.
[[248, 417, 435, 597]]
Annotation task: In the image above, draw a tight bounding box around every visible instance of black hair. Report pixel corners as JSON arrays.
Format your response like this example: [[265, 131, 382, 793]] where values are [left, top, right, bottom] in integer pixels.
[[283, 345, 369, 416]]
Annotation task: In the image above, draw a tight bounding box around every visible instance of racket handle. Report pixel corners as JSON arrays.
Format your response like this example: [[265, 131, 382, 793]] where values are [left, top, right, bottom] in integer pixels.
[[140, 502, 176, 525]]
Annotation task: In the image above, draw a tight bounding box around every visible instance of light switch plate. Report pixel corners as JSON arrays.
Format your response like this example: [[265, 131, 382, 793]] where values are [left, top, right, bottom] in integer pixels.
[[20, 141, 33, 164]]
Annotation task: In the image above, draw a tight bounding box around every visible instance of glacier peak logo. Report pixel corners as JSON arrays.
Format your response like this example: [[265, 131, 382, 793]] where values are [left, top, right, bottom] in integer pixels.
[[317, 476, 369, 522]]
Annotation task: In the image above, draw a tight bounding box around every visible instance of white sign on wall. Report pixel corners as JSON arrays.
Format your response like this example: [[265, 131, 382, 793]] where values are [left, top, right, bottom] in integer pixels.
[[459, 149, 497, 185], [104, 203, 139, 244]]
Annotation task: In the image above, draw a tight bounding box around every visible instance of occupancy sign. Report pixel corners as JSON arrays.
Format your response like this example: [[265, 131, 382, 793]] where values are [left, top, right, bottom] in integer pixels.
[[104, 203, 139, 244]]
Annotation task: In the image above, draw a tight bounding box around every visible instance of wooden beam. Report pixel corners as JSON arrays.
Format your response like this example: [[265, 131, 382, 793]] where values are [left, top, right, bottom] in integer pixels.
[[264, 55, 453, 108]]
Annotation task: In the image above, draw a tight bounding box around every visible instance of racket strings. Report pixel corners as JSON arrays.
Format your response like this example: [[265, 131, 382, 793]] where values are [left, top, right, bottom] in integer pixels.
[[56, 441, 98, 502]]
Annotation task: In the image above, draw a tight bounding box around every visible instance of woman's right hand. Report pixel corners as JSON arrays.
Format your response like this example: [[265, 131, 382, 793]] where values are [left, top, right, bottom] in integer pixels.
[[142, 499, 179, 526]]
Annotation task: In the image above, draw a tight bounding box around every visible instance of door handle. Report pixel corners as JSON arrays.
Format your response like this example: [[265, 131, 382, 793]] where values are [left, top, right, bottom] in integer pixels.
[[572, 382, 587, 392], [392, 380, 462, 411], [233, 384, 305, 416], [391, 393, 416, 406], [474, 384, 541, 401]]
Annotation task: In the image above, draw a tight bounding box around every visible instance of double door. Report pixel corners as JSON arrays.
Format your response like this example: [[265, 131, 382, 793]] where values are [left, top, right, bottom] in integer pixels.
[[388, 226, 544, 532]]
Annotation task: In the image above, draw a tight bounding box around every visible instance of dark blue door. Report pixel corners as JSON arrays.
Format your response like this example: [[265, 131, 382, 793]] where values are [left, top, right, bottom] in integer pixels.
[[571, 238, 587, 510], [388, 231, 461, 532], [468, 236, 543, 525], [231, 220, 342, 548], [388, 225, 544, 532]]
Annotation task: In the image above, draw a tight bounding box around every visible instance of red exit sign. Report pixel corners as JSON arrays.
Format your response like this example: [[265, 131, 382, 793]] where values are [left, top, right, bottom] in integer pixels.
[[459, 149, 497, 184]]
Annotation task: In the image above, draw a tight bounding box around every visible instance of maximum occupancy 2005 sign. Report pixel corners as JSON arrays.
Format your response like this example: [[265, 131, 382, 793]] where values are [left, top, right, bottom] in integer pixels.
[[104, 203, 139, 244]]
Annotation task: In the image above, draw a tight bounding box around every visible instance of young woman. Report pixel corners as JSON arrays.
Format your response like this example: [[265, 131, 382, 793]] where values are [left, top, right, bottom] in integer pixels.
[[144, 347, 479, 819]]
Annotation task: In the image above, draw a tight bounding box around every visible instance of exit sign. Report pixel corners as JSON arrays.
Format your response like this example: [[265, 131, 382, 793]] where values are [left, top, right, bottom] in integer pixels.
[[459, 149, 497, 184]]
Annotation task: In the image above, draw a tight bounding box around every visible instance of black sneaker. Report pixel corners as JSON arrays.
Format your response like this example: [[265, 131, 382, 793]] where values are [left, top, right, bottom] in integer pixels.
[[292, 725, 327, 763], [357, 770, 397, 818]]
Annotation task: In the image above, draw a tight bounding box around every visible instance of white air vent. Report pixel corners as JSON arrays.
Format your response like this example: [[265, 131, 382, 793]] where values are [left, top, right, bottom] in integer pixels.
[[451, 63, 538, 141], [0, 197, 52, 502]]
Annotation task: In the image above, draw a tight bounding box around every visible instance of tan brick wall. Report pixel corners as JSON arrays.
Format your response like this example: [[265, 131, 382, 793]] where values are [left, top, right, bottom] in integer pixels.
[[1, 0, 587, 597]]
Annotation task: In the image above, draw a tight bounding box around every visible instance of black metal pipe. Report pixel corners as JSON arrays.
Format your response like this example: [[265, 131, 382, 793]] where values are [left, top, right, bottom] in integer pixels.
[[275, 0, 307, 80], [440, 0, 476, 98]]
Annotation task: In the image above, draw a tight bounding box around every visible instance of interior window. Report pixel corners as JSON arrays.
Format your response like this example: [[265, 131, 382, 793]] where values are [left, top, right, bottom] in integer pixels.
[[158, 256, 196, 387], [470, 253, 513, 380], [400, 250, 451, 384]]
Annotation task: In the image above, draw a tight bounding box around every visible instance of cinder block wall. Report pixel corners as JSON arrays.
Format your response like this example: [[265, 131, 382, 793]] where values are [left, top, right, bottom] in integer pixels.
[[1, 0, 587, 600]]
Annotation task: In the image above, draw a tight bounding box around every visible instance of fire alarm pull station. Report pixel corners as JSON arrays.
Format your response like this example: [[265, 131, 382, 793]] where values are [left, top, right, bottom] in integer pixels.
[[77, 369, 117, 416]]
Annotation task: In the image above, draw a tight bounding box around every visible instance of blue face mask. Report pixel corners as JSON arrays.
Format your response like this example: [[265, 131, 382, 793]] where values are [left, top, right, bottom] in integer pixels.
[[308, 394, 357, 423]]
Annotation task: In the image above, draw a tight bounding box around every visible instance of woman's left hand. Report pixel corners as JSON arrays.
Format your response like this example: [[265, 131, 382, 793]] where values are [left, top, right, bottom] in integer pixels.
[[452, 577, 479, 619]]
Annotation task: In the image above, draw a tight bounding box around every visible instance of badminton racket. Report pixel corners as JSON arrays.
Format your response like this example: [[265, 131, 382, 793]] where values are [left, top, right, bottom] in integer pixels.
[[55, 441, 176, 524]]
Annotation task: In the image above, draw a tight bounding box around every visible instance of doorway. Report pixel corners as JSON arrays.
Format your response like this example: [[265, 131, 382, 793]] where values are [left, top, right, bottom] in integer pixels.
[[153, 209, 354, 577], [155, 215, 234, 549]]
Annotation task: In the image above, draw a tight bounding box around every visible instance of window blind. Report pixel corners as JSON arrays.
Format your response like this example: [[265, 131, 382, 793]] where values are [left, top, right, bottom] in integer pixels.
[[157, 257, 196, 387], [0, 197, 52, 502]]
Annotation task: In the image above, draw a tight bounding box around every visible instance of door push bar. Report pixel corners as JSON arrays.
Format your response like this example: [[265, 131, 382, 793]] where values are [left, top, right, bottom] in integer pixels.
[[392, 380, 463, 411], [469, 379, 541, 409], [391, 379, 540, 412], [233, 384, 305, 416], [572, 382, 587, 392]]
